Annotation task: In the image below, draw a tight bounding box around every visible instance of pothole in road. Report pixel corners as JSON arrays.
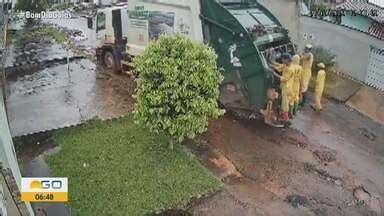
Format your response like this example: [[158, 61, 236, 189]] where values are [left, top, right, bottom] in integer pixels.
[[353, 187, 371, 204], [285, 194, 310, 208], [304, 163, 343, 186], [286, 136, 308, 148], [358, 127, 377, 141], [350, 186, 382, 214], [222, 173, 243, 184], [313, 150, 336, 163]]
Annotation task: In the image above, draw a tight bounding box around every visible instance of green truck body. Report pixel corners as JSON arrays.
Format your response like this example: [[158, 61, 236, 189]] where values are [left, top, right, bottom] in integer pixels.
[[201, 0, 294, 112]]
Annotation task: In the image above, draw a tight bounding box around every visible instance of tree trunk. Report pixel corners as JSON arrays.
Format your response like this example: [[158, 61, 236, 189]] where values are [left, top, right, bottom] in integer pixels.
[[169, 138, 175, 150]]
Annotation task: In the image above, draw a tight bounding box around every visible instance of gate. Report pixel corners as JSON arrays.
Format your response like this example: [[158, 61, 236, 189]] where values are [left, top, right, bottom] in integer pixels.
[[365, 45, 384, 90]]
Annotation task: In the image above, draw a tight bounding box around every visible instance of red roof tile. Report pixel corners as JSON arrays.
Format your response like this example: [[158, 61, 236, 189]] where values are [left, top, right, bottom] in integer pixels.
[[368, 21, 384, 40], [336, 0, 384, 23]]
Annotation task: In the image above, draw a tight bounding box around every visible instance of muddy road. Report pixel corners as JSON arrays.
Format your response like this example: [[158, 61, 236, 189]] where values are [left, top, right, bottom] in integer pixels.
[[188, 99, 384, 216]]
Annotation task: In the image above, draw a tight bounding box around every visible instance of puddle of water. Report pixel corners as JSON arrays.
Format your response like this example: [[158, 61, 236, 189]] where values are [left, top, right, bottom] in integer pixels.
[[8, 69, 60, 96], [5, 42, 75, 69], [286, 195, 309, 208]]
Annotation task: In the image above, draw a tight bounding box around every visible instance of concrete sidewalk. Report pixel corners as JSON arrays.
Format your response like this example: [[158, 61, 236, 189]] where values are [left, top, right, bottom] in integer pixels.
[[323, 72, 362, 102], [317, 71, 383, 125], [346, 87, 384, 125]]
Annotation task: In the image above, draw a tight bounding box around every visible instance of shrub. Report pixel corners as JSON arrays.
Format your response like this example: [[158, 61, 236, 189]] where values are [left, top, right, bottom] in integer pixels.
[[310, 3, 331, 19], [15, 0, 49, 12], [133, 34, 224, 148], [49, 3, 72, 11], [312, 46, 336, 72]]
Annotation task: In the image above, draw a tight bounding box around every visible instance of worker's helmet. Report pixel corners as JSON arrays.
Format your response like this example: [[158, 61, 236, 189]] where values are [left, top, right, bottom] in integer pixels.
[[304, 44, 313, 53], [305, 44, 313, 49], [317, 62, 326, 69]]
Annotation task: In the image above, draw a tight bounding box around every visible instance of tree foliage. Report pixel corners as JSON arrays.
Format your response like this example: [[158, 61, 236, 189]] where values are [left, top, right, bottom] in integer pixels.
[[312, 46, 336, 71], [15, 0, 49, 12], [309, 3, 331, 19], [133, 34, 224, 146]]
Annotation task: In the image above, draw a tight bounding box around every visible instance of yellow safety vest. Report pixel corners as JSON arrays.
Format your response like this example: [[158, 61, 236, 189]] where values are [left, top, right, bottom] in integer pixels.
[[272, 63, 294, 92], [301, 52, 313, 72], [292, 65, 303, 103]]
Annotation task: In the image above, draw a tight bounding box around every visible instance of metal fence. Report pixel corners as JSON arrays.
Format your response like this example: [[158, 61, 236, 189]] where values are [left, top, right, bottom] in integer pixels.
[[1, 2, 5, 96], [365, 45, 384, 90]]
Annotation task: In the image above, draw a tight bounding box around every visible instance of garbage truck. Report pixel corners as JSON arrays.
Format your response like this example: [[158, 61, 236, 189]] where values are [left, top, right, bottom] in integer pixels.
[[89, 0, 295, 123]]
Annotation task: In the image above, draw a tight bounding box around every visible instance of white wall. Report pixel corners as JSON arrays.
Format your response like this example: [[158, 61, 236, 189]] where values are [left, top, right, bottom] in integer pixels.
[[0, 90, 35, 216], [258, 0, 301, 45], [369, 0, 384, 7], [300, 16, 384, 81], [93, 0, 114, 5]]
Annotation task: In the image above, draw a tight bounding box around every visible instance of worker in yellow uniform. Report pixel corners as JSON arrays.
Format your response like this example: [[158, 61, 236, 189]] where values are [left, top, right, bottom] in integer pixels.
[[300, 44, 314, 106], [290, 54, 303, 116], [312, 63, 326, 111], [271, 53, 294, 122]]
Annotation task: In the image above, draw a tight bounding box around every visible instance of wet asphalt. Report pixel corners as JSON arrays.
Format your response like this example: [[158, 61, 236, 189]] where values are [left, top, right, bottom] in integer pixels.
[[5, 25, 132, 137], [7, 59, 97, 137]]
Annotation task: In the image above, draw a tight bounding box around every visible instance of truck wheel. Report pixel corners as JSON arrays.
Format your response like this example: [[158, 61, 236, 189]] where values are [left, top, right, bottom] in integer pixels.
[[103, 51, 118, 73]]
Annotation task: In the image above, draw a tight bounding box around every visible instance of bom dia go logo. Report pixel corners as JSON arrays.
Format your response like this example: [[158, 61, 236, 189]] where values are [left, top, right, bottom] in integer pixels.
[[21, 178, 68, 202]]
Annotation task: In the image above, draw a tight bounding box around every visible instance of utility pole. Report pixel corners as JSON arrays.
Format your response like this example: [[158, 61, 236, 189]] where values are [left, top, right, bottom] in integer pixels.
[[65, 41, 72, 82], [297, 0, 303, 50]]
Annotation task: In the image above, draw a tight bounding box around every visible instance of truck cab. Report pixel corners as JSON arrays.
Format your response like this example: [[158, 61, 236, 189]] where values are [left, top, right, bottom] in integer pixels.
[[88, 4, 129, 71], [92, 5, 129, 47]]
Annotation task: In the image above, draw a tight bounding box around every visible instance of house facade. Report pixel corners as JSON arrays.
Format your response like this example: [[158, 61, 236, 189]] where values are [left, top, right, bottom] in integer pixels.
[[334, 0, 384, 40], [301, 0, 384, 90]]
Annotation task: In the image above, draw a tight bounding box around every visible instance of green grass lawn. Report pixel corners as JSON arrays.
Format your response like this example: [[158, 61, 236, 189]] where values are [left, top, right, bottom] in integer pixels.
[[47, 116, 220, 216]]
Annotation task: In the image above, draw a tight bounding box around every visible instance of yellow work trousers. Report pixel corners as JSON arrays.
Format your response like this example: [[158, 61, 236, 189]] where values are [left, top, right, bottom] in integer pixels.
[[314, 88, 324, 110], [301, 69, 312, 93], [281, 88, 291, 112], [291, 82, 301, 105]]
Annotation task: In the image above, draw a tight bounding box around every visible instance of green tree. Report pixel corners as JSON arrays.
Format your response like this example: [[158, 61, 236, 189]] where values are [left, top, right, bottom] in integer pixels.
[[15, 0, 49, 12], [133, 34, 225, 149], [312, 46, 336, 72]]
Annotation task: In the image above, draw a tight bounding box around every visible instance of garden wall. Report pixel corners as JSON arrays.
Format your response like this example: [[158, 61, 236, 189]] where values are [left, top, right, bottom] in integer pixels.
[[300, 16, 384, 85]]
